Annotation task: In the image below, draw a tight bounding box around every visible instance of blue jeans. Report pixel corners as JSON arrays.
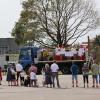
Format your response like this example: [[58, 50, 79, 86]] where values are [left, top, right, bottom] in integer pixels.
[[99, 74, 100, 84], [72, 75, 78, 81]]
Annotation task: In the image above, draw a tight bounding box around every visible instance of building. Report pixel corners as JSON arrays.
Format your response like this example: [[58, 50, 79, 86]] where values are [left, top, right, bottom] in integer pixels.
[[0, 38, 22, 68], [0, 38, 21, 54]]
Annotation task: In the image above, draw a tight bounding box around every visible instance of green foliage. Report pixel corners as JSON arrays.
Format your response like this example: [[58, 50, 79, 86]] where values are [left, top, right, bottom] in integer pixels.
[[94, 35, 100, 46], [11, 0, 100, 47], [11, 22, 26, 45]]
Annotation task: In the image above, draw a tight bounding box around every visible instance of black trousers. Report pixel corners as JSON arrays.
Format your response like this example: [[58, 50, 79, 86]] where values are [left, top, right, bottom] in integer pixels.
[[83, 75, 89, 84]]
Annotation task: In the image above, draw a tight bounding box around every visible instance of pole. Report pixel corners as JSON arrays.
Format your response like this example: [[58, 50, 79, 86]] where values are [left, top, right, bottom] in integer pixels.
[[88, 36, 90, 57]]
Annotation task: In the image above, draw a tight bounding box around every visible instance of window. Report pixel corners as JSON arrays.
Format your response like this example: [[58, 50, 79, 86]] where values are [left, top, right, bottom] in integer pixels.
[[19, 49, 31, 60]]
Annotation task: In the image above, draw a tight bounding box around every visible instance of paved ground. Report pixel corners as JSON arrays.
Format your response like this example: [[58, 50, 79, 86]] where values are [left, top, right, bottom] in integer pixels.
[[0, 75, 100, 100]]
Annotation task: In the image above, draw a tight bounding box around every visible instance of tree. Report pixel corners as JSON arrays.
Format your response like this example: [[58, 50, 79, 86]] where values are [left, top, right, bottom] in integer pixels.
[[89, 35, 100, 64], [12, 0, 40, 45], [12, 0, 100, 47], [94, 35, 100, 46], [11, 22, 25, 45]]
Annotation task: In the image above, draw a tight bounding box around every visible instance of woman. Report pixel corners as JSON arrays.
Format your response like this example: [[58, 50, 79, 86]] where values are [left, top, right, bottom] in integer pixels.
[[11, 64, 16, 86], [41, 67, 45, 87], [82, 63, 89, 88], [6, 64, 13, 86], [44, 63, 52, 88]]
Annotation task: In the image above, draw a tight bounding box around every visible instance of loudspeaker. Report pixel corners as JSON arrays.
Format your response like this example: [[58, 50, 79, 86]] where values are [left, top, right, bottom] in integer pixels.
[[6, 55, 9, 61]]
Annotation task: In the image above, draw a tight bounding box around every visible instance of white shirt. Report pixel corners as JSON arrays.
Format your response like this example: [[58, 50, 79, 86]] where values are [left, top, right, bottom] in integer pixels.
[[16, 63, 23, 72], [30, 72, 36, 80], [78, 48, 85, 56], [20, 72, 24, 77], [51, 63, 59, 72], [65, 51, 74, 57]]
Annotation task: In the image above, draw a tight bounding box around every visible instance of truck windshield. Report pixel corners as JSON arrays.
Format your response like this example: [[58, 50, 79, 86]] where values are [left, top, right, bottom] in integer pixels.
[[19, 49, 31, 60]]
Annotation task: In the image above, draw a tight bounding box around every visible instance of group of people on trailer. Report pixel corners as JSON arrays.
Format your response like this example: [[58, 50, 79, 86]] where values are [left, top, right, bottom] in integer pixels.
[[0, 60, 100, 88]]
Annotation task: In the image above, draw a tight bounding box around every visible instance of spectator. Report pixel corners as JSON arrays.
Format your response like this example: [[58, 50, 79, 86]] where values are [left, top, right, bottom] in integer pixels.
[[29, 63, 37, 74], [15, 62, 23, 86], [6, 64, 13, 86], [20, 70, 25, 86], [44, 63, 52, 88], [11, 64, 16, 86], [30, 70, 37, 87], [50, 61, 60, 88], [82, 63, 89, 88], [99, 62, 100, 84], [70, 62, 79, 87], [91, 60, 99, 88], [29, 63, 38, 87], [41, 67, 45, 87], [0, 66, 2, 85]]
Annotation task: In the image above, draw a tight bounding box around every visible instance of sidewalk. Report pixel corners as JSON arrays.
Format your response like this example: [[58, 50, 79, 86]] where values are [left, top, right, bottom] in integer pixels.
[[0, 75, 100, 100]]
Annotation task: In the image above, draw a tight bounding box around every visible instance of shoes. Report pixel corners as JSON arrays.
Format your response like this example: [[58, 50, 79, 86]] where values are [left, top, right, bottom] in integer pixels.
[[87, 85, 89, 88], [58, 85, 61, 88], [96, 86, 98, 88], [92, 85, 95, 88], [76, 85, 79, 87]]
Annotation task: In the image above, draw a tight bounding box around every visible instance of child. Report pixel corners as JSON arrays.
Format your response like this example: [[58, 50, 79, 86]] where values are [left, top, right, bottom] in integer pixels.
[[30, 70, 38, 87], [41, 67, 45, 87], [20, 70, 25, 86]]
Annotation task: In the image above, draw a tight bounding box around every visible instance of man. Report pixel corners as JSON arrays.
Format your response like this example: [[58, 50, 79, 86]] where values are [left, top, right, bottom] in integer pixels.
[[50, 60, 60, 88], [91, 60, 99, 88], [70, 62, 79, 87], [15, 62, 23, 86]]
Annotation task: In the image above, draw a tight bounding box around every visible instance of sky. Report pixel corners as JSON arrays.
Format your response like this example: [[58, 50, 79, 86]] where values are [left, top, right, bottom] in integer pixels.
[[0, 0, 22, 38], [0, 0, 100, 43]]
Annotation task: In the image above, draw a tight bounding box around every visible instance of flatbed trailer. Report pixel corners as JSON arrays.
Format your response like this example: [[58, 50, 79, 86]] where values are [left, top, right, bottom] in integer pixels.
[[36, 60, 85, 74], [19, 46, 86, 74]]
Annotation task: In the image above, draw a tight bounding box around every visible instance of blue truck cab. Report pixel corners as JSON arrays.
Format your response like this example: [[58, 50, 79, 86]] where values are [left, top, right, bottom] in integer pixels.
[[19, 46, 39, 69]]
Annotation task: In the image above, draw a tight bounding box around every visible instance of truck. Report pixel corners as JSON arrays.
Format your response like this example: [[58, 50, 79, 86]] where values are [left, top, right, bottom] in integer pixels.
[[19, 46, 85, 74]]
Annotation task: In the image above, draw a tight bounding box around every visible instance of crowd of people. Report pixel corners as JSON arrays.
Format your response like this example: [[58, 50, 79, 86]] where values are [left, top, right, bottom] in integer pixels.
[[70, 60, 100, 88], [0, 60, 100, 88]]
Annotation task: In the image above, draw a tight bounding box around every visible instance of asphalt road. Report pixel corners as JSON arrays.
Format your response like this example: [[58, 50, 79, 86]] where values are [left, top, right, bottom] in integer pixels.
[[0, 75, 100, 100]]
